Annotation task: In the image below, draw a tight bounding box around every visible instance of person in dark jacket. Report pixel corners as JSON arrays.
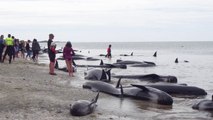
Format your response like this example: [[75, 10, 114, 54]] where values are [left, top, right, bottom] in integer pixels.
[[25, 40, 31, 60], [0, 35, 5, 62], [32, 39, 40, 62]]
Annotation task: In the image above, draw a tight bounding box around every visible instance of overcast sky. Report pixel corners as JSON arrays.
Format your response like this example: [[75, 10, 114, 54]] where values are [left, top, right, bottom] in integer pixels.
[[0, 0, 213, 42]]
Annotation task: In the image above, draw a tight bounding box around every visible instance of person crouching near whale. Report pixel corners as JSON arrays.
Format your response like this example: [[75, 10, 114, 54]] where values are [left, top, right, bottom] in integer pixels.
[[63, 41, 75, 77], [49, 42, 57, 75]]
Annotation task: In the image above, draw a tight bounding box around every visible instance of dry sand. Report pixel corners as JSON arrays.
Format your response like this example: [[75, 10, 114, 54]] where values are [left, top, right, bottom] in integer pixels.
[[0, 59, 123, 120]]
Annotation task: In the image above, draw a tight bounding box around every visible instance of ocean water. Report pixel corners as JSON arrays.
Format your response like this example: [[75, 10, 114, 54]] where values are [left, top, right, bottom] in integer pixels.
[[39, 41, 213, 120]]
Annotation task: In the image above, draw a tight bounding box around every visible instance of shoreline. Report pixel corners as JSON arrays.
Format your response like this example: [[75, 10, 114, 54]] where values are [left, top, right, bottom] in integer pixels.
[[0, 59, 113, 120]]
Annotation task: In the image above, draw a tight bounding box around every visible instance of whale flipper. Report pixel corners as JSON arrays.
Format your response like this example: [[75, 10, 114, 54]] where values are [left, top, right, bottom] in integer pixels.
[[90, 92, 99, 104], [105, 69, 111, 82], [116, 78, 122, 88], [131, 84, 149, 92]]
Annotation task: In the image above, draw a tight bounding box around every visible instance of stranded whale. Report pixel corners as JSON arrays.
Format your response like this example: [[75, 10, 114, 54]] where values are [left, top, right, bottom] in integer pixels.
[[192, 95, 213, 111], [115, 60, 156, 67], [83, 79, 173, 105], [75, 60, 127, 69], [112, 74, 177, 83], [146, 84, 207, 96], [70, 92, 99, 116], [84, 68, 111, 82]]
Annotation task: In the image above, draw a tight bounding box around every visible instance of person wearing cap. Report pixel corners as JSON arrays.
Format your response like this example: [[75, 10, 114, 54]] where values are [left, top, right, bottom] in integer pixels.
[[49, 42, 57, 75]]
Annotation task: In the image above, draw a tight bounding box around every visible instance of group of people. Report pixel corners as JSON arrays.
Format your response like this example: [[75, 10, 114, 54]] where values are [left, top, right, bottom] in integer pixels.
[[47, 34, 75, 77], [0, 34, 41, 64], [47, 33, 112, 77], [1, 33, 112, 77]]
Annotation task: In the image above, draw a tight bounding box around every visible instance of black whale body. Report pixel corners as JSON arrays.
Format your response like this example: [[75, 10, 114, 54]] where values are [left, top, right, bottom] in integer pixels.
[[115, 60, 156, 67], [146, 84, 207, 96], [124, 84, 173, 105], [73, 60, 126, 69], [112, 74, 177, 83], [83, 81, 122, 96], [192, 95, 213, 111], [130, 61, 156, 67], [116, 60, 143, 65], [86, 57, 100, 61], [70, 92, 99, 116]]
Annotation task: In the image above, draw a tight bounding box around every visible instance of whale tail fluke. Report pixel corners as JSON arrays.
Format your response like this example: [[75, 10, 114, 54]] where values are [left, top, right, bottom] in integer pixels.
[[153, 51, 157, 57]]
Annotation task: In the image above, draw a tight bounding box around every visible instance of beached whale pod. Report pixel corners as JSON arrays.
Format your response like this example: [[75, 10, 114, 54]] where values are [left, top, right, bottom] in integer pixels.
[[83, 79, 173, 105]]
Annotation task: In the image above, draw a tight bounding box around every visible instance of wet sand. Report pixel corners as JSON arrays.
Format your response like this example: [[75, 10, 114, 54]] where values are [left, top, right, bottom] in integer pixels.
[[0, 59, 122, 120]]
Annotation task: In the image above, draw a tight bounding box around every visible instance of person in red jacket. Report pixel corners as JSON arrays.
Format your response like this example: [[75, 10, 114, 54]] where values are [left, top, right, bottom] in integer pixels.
[[107, 44, 112, 58]]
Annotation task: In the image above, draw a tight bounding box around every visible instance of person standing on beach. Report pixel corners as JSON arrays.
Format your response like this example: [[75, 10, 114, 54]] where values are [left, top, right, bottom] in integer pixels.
[[19, 40, 26, 59], [2, 34, 14, 64], [32, 39, 40, 62], [49, 42, 57, 75], [107, 44, 112, 58], [63, 41, 75, 77], [47, 34, 55, 75], [25, 40, 31, 60], [0, 35, 5, 62]]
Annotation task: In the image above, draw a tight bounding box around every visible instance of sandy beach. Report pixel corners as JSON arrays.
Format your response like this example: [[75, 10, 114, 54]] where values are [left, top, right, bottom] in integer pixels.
[[0, 59, 119, 120]]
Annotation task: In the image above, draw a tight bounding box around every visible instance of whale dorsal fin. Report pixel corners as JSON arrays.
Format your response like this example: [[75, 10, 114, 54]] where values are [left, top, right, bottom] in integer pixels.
[[175, 58, 178, 63], [153, 51, 157, 57], [55, 60, 59, 69], [89, 92, 99, 107], [131, 52, 133, 56], [116, 78, 122, 88], [105, 69, 111, 82], [100, 60, 104, 65], [119, 84, 124, 98], [212, 95, 213, 101], [72, 60, 76, 66], [91, 92, 99, 103], [131, 84, 149, 92]]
